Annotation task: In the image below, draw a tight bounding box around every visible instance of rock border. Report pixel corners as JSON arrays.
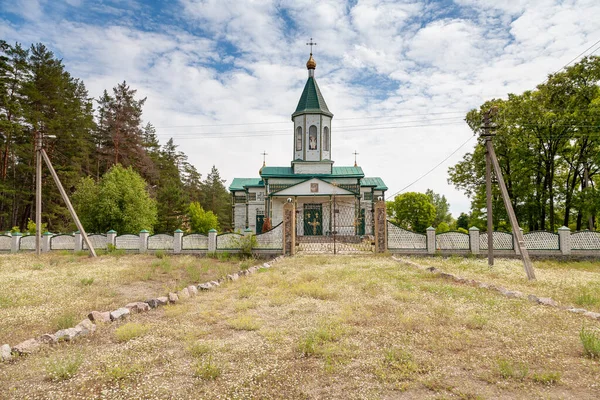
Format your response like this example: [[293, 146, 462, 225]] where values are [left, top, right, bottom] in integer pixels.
[[392, 256, 600, 322], [1, 256, 284, 363]]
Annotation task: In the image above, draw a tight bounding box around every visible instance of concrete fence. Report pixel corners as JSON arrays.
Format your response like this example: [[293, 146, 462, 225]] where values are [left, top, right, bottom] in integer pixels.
[[1, 223, 284, 255]]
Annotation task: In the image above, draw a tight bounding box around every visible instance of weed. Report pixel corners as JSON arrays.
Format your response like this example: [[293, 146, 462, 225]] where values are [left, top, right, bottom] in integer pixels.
[[185, 264, 202, 283], [292, 282, 336, 300], [154, 250, 167, 259], [104, 363, 143, 381], [575, 291, 600, 307], [580, 326, 600, 358], [74, 250, 89, 257], [54, 311, 77, 330], [497, 358, 529, 380], [194, 355, 221, 380], [227, 315, 260, 331], [114, 322, 148, 342], [80, 277, 94, 286], [152, 259, 172, 274], [465, 313, 488, 330], [238, 285, 256, 299], [297, 322, 345, 356], [0, 295, 14, 309], [31, 263, 44, 271], [45, 354, 83, 381], [188, 342, 212, 358], [532, 371, 561, 385]]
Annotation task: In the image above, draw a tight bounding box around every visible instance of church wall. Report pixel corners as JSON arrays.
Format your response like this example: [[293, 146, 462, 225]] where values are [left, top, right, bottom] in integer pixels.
[[293, 163, 332, 175], [322, 116, 331, 160], [305, 114, 321, 161], [268, 178, 304, 185], [234, 204, 246, 231], [360, 200, 374, 235], [293, 115, 305, 160]]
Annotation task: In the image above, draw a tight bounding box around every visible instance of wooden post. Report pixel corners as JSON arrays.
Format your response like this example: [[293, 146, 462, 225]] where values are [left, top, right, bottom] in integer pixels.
[[35, 132, 42, 256], [40, 149, 97, 257], [485, 138, 494, 266], [487, 142, 536, 280]]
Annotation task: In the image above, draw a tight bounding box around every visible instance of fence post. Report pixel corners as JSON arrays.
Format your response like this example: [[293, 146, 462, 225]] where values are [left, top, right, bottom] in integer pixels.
[[208, 229, 217, 253], [139, 230, 149, 253], [374, 200, 387, 253], [426, 227, 436, 254], [558, 226, 571, 255], [42, 232, 52, 252], [283, 202, 295, 256], [174, 229, 183, 254], [107, 230, 116, 248], [74, 231, 83, 252], [469, 227, 480, 255], [11, 232, 21, 253], [514, 228, 523, 255]]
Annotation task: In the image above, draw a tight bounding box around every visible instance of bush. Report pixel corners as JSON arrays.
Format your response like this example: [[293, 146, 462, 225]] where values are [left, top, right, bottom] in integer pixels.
[[580, 326, 600, 358], [194, 355, 221, 380], [55, 311, 77, 331], [188, 202, 219, 233], [46, 354, 83, 381]]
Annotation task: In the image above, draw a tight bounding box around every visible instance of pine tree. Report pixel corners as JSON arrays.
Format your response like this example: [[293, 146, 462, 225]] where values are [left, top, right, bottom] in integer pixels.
[[201, 165, 231, 231]]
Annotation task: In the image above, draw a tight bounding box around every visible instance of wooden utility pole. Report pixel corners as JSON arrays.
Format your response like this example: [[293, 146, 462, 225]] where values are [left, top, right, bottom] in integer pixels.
[[483, 112, 494, 266], [39, 148, 97, 257], [481, 108, 536, 280], [35, 132, 42, 256]]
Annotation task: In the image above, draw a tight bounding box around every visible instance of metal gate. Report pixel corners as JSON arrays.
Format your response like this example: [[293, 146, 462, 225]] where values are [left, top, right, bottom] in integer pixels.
[[296, 202, 374, 254]]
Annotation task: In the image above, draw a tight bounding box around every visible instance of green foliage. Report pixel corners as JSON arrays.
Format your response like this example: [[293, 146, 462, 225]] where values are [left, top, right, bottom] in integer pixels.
[[436, 222, 450, 233], [532, 371, 561, 385], [497, 358, 529, 380], [188, 201, 219, 233], [194, 355, 221, 380], [114, 322, 148, 342], [26, 219, 47, 235], [580, 326, 600, 358], [79, 277, 94, 286], [201, 166, 232, 231], [387, 192, 436, 233], [231, 234, 257, 258], [45, 354, 83, 381], [426, 189, 452, 227], [456, 212, 470, 230], [73, 165, 157, 234], [54, 311, 77, 331]]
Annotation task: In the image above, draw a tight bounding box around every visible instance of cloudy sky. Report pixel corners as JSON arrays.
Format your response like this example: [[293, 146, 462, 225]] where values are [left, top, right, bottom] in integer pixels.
[[2, 0, 600, 216]]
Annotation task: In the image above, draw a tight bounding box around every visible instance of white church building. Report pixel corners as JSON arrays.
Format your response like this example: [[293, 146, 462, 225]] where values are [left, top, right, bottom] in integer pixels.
[[229, 52, 387, 237]]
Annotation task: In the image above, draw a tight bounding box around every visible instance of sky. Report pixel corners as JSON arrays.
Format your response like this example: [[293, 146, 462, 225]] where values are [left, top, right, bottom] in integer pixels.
[[2, 0, 600, 217]]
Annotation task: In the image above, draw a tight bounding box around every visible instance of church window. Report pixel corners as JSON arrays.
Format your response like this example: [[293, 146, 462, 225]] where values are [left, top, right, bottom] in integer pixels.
[[323, 127, 330, 151], [295, 127, 302, 151], [309, 125, 317, 150], [248, 193, 257, 201]]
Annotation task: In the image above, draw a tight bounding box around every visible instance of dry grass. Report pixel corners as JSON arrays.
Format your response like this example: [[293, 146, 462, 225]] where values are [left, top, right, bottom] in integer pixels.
[[0, 252, 255, 344], [0, 255, 599, 399]]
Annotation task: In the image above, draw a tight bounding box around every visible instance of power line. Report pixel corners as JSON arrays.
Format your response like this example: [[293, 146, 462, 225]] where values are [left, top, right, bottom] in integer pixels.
[[387, 135, 476, 199]]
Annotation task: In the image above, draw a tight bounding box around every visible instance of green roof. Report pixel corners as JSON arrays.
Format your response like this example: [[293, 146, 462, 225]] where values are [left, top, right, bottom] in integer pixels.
[[260, 166, 364, 179], [360, 177, 388, 191], [229, 178, 264, 192], [292, 77, 333, 118]]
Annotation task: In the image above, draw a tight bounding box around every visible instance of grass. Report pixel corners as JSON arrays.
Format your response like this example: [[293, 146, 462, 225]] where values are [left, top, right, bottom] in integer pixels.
[[54, 311, 77, 330], [580, 326, 600, 358], [0, 255, 599, 399], [79, 277, 94, 286], [45, 354, 83, 381]]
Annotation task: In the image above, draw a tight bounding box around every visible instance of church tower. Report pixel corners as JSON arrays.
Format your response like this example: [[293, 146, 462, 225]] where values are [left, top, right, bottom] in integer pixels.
[[291, 51, 334, 175]]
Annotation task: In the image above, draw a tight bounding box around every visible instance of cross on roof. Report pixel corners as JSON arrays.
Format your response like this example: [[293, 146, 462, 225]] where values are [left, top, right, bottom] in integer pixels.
[[261, 151, 268, 166], [353, 150, 359, 167], [306, 38, 317, 54]]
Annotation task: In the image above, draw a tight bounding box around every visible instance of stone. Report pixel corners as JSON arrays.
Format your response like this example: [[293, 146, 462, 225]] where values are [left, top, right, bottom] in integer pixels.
[[527, 294, 539, 303], [567, 308, 587, 314], [453, 276, 466, 283], [262, 263, 271, 268], [125, 302, 150, 313], [178, 287, 190, 298], [88, 311, 111, 323], [504, 290, 524, 299], [168, 292, 179, 303], [440, 272, 454, 280], [583, 311, 600, 320], [198, 283, 213, 290], [217, 277, 225, 284], [39, 333, 58, 344], [145, 299, 159, 309], [538, 297, 558, 307], [494, 286, 508, 294], [187, 285, 198, 296], [13, 338, 41, 355], [1, 344, 12, 361], [156, 297, 169, 306], [75, 319, 96, 335], [210, 280, 220, 286], [426, 267, 439, 273], [110, 307, 130, 321], [247, 266, 257, 274], [227, 273, 239, 281], [55, 328, 80, 342]]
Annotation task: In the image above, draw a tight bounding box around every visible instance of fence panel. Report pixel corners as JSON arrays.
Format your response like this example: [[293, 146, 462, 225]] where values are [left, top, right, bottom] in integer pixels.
[[387, 221, 426, 250], [217, 233, 243, 250], [480, 231, 513, 250], [254, 223, 283, 250], [83, 234, 108, 250], [571, 231, 600, 250], [436, 232, 470, 250], [50, 234, 75, 250], [182, 234, 209, 250], [115, 234, 139, 250], [19, 235, 36, 251], [523, 231, 559, 250], [0, 235, 11, 251], [147, 234, 174, 250]]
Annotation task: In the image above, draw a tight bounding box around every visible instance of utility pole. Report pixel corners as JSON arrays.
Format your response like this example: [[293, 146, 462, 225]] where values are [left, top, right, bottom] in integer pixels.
[[481, 107, 536, 280], [35, 131, 42, 256], [482, 111, 494, 266]]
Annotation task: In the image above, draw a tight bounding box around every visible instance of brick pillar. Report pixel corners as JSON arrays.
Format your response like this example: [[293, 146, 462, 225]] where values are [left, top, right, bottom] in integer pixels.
[[11, 232, 21, 253], [74, 231, 83, 252], [139, 229, 149, 253], [426, 227, 436, 254], [558, 226, 571, 255], [174, 229, 183, 254], [208, 229, 217, 253], [374, 200, 387, 253], [469, 227, 480, 255], [283, 202, 295, 256], [107, 230, 117, 249]]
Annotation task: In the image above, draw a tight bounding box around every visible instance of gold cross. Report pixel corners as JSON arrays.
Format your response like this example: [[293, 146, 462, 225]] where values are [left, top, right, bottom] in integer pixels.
[[308, 219, 320, 235]]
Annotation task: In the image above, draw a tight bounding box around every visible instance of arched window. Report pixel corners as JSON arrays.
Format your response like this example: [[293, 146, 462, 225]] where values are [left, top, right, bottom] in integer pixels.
[[309, 125, 317, 150], [295, 126, 302, 151], [323, 126, 330, 151]]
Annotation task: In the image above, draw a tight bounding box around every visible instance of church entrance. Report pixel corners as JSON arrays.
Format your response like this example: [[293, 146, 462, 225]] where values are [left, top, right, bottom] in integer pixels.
[[303, 204, 323, 235]]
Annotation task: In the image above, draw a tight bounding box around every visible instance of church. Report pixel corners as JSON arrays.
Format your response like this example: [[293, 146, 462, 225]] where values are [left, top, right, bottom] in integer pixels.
[[229, 51, 387, 237]]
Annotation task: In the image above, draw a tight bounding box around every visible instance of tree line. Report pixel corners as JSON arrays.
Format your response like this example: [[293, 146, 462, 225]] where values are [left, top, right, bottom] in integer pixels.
[[449, 56, 600, 232], [0, 41, 231, 234]]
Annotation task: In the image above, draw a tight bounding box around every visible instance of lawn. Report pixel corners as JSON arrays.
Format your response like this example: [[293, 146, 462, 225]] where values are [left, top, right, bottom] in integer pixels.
[[0, 254, 599, 399]]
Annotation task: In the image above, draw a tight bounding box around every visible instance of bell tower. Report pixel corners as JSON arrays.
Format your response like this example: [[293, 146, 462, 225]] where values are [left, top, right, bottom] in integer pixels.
[[291, 42, 334, 175]]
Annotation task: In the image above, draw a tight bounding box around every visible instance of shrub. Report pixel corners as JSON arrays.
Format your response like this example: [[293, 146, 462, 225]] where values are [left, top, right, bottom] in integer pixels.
[[46, 354, 83, 381], [55, 312, 77, 330], [532, 371, 561, 385], [114, 322, 148, 342], [194, 355, 221, 380], [580, 326, 600, 358], [497, 358, 529, 380], [80, 277, 94, 286]]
